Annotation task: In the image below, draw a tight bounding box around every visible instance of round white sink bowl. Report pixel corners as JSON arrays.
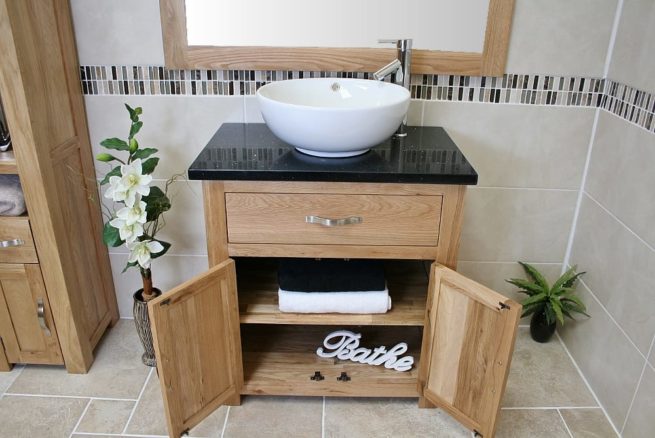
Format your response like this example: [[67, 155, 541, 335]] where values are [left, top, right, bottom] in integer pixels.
[[257, 78, 410, 158]]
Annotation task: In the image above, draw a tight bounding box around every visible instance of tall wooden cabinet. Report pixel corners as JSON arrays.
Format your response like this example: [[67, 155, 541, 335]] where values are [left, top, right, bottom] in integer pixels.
[[0, 0, 118, 373]]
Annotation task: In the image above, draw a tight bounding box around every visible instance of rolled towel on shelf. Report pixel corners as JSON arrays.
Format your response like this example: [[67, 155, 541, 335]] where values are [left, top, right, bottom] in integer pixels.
[[0, 174, 26, 216], [278, 288, 392, 314], [278, 258, 386, 292]]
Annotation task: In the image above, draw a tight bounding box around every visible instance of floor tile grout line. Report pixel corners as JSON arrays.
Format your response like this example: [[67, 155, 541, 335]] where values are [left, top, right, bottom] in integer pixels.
[[555, 332, 622, 437], [72, 433, 166, 437], [3, 392, 138, 402], [0, 364, 24, 400], [557, 408, 574, 438], [620, 333, 655, 433], [69, 398, 93, 438], [501, 406, 602, 410], [321, 396, 326, 438], [583, 191, 655, 254], [122, 367, 154, 435], [220, 405, 230, 438], [457, 260, 563, 265]]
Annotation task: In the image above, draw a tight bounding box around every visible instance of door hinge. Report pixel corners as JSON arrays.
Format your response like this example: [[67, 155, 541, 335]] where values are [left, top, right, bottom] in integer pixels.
[[473, 430, 482, 437], [161, 298, 171, 306], [498, 302, 510, 310], [181, 427, 190, 436]]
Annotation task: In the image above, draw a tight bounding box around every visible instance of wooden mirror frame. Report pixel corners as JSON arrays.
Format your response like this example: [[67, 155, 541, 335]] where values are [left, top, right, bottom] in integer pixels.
[[160, 0, 514, 76]]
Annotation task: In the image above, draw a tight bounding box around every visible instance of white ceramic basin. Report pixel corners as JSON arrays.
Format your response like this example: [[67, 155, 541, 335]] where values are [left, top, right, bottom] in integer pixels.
[[257, 78, 410, 158]]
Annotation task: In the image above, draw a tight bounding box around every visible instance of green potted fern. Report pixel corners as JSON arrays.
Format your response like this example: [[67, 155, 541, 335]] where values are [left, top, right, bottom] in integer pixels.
[[506, 262, 589, 343]]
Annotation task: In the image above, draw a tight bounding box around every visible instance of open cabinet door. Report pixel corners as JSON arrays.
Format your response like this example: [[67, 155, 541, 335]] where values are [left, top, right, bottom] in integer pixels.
[[419, 264, 521, 438], [149, 259, 243, 437]]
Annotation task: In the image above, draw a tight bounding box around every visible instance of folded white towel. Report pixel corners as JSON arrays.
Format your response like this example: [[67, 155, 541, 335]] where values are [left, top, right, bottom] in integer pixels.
[[278, 288, 392, 314]]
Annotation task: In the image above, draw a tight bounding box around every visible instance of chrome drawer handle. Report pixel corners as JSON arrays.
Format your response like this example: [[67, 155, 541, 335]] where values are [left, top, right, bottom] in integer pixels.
[[0, 239, 24, 248], [37, 298, 51, 336], [305, 215, 363, 227]]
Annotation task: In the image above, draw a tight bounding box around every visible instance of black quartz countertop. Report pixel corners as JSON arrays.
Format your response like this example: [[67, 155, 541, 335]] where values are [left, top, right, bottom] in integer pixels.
[[188, 123, 478, 184]]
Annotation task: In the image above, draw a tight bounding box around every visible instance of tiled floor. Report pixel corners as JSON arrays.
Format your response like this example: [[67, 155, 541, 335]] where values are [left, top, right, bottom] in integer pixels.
[[0, 320, 618, 438]]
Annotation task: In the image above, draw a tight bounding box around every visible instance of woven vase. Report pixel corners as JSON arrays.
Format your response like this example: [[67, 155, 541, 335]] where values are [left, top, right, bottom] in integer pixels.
[[133, 288, 161, 367]]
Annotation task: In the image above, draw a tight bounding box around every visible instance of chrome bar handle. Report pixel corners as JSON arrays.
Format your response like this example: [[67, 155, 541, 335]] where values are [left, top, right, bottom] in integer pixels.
[[36, 298, 51, 336], [305, 215, 363, 227], [0, 239, 24, 248]]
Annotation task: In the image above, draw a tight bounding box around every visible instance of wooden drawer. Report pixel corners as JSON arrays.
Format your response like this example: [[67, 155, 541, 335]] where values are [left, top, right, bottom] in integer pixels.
[[225, 193, 442, 247], [0, 217, 38, 264]]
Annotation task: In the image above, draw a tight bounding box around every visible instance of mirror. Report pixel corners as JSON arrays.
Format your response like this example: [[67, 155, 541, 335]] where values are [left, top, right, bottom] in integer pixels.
[[160, 0, 514, 75]]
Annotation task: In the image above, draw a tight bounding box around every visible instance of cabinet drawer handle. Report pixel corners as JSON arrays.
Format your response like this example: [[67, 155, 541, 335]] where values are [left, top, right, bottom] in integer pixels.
[[0, 238, 24, 248], [305, 216, 363, 227], [37, 298, 51, 336]]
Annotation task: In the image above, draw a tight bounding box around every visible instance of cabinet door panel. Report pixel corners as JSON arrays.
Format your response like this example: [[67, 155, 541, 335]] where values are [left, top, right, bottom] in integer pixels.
[[149, 259, 243, 438], [0, 264, 63, 364], [419, 263, 520, 438]]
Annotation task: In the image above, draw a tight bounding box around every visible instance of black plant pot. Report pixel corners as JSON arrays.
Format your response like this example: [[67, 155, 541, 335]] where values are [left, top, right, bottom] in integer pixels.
[[133, 288, 162, 367], [530, 311, 556, 343]]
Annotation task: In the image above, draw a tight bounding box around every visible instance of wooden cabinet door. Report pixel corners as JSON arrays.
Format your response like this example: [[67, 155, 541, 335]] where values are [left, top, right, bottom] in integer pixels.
[[149, 259, 243, 438], [0, 264, 63, 365], [418, 263, 521, 438]]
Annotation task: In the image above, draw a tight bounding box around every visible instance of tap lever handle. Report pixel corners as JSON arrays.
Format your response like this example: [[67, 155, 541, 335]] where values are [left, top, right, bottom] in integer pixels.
[[377, 39, 413, 50]]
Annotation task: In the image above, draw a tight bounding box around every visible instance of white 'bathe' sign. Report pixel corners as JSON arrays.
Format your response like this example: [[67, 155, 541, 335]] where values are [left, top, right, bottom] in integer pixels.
[[316, 330, 414, 372]]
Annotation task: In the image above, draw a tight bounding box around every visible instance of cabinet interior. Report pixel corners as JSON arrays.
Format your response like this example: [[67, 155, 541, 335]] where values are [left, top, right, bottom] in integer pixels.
[[234, 257, 429, 397]]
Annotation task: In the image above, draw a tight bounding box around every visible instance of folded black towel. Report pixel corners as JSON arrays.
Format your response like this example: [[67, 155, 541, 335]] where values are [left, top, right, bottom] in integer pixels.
[[278, 258, 385, 292]]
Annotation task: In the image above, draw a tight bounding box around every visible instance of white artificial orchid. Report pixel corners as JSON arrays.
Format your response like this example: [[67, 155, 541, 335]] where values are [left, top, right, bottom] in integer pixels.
[[119, 159, 152, 207], [116, 197, 147, 225], [103, 175, 128, 203], [127, 239, 164, 269], [109, 217, 144, 244]]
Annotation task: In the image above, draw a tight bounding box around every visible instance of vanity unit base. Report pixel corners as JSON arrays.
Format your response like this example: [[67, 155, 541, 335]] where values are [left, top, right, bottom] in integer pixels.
[[148, 181, 520, 438]]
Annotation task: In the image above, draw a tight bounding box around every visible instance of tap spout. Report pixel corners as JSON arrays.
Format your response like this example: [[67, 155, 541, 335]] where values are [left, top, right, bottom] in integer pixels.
[[373, 59, 403, 82]]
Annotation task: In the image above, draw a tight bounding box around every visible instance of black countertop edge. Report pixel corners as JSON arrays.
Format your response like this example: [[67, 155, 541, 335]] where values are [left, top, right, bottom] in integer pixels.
[[187, 169, 478, 185]]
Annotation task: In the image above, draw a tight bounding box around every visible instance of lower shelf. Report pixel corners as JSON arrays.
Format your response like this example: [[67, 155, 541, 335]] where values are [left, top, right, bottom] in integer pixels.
[[240, 325, 422, 397]]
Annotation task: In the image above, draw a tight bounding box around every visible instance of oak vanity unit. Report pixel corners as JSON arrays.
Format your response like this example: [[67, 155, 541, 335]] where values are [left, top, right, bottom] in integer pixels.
[[149, 124, 521, 438]]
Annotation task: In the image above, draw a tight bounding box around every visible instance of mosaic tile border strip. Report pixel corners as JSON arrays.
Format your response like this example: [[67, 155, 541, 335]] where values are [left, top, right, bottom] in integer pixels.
[[79, 66, 655, 134], [601, 79, 655, 132]]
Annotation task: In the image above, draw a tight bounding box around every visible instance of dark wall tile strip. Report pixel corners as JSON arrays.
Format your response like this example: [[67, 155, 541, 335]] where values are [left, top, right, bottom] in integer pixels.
[[79, 66, 655, 135]]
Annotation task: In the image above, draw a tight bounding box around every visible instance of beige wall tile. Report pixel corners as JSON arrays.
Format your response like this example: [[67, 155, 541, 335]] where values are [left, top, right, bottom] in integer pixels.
[[458, 188, 577, 262], [571, 195, 655, 354], [71, 0, 164, 65], [324, 398, 469, 437], [76, 399, 135, 434], [126, 372, 227, 437], [0, 395, 88, 438], [585, 111, 655, 249], [495, 409, 569, 437], [559, 284, 644, 427], [608, 0, 655, 93], [8, 321, 149, 399], [505, 0, 617, 76], [559, 408, 618, 437], [457, 261, 562, 302], [503, 329, 596, 407], [423, 102, 594, 189], [85, 95, 244, 181], [108, 253, 208, 317], [622, 364, 655, 438], [224, 396, 322, 438]]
